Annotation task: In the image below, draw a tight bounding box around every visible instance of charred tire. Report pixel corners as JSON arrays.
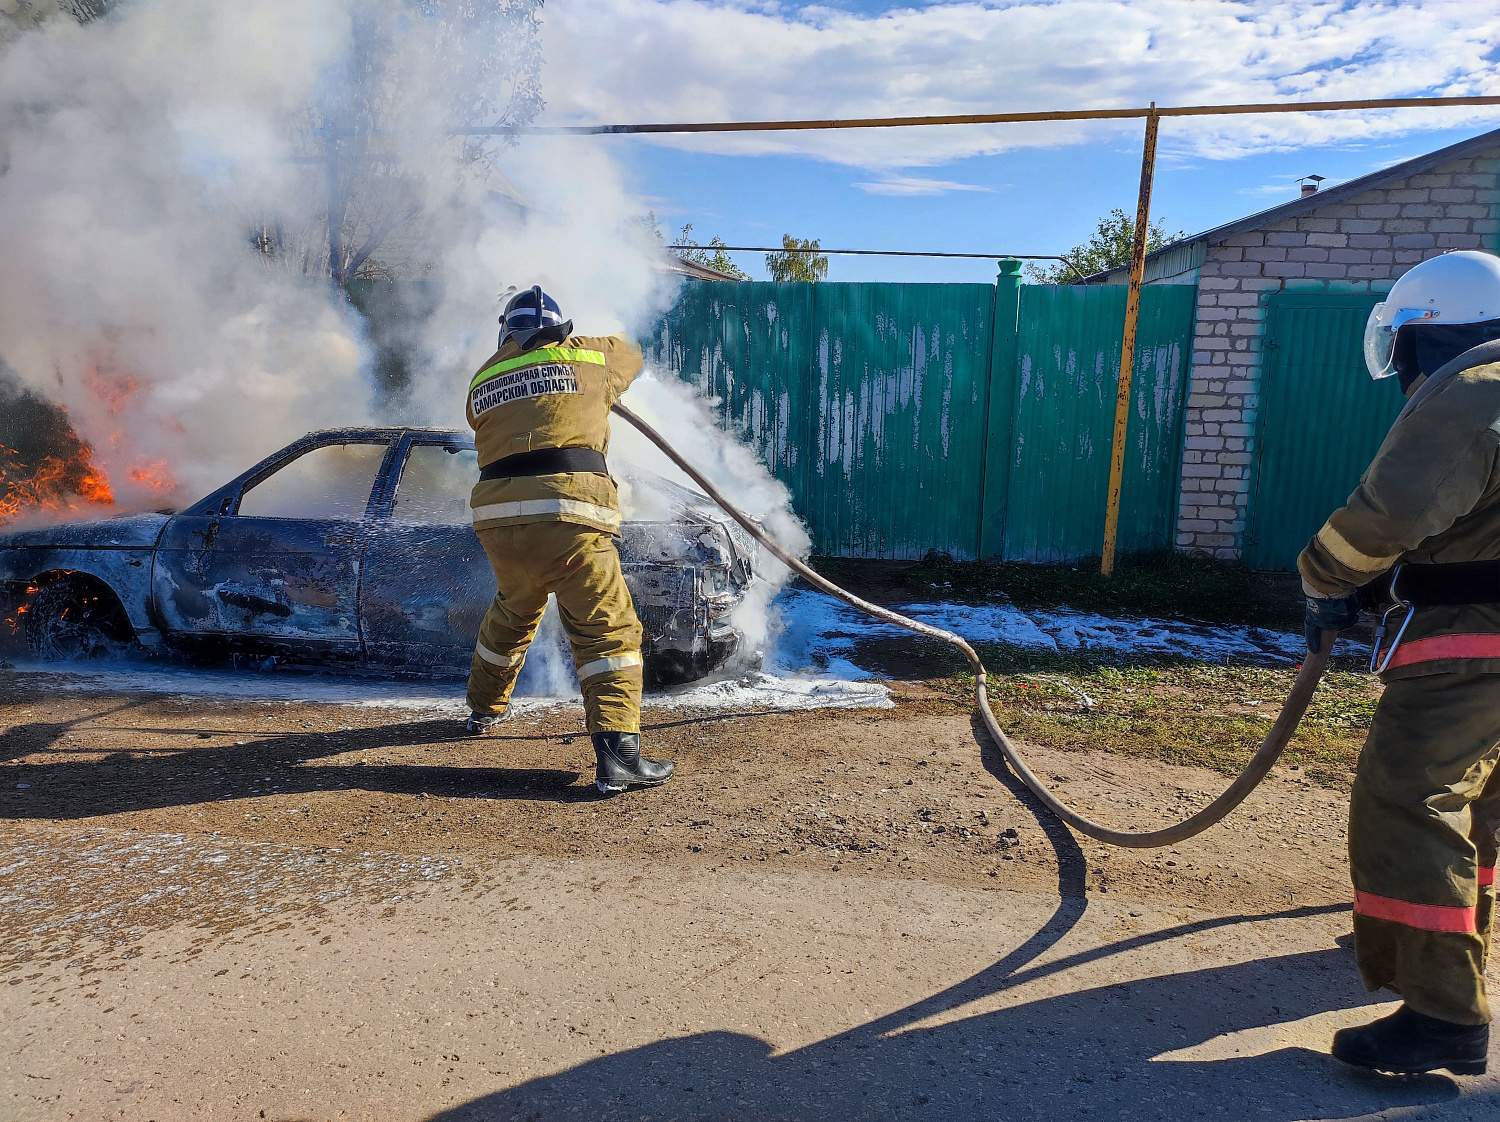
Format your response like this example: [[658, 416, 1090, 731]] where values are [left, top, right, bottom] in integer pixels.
[[25, 577, 137, 661]]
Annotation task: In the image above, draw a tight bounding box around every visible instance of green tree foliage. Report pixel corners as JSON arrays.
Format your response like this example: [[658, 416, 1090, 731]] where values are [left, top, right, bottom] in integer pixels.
[[1026, 208, 1182, 283], [670, 220, 749, 280], [765, 234, 829, 283]]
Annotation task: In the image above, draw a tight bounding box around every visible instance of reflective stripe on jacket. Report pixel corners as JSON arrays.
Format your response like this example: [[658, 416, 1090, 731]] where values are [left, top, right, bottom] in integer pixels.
[[465, 333, 643, 535], [1297, 359, 1500, 679]]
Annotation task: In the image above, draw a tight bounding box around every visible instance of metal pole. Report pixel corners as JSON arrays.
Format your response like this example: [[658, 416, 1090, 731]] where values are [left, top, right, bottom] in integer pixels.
[[450, 94, 1500, 136], [1100, 105, 1160, 578]]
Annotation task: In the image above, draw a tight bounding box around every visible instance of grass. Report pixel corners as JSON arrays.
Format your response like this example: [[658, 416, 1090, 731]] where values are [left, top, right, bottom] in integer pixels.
[[813, 548, 1303, 630], [938, 653, 1375, 789], [811, 549, 1369, 787]]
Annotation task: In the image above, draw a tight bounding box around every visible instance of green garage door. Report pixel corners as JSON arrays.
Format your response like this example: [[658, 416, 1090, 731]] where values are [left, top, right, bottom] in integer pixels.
[[1244, 293, 1407, 571]]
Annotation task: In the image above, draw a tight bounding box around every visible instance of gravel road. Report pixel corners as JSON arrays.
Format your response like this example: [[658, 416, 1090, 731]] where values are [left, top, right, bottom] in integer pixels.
[[2, 669, 1497, 1120]]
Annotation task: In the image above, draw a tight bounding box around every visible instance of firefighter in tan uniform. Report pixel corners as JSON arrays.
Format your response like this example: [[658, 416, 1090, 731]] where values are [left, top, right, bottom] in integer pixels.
[[1298, 252, 1500, 1075], [463, 285, 674, 794]]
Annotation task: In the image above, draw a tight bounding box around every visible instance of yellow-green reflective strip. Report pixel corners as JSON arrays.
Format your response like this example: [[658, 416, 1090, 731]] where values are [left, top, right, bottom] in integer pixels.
[[469, 348, 606, 392]]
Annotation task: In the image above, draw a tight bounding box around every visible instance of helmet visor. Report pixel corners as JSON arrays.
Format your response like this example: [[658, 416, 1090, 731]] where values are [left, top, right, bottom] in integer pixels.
[[1364, 302, 1398, 380]]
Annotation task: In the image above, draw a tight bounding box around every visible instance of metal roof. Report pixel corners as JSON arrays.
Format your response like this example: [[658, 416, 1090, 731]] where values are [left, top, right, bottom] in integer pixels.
[[1087, 125, 1500, 282]]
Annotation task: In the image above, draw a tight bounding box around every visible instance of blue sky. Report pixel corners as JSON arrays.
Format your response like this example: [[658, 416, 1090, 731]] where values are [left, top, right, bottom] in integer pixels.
[[537, 0, 1500, 282], [615, 122, 1494, 283]]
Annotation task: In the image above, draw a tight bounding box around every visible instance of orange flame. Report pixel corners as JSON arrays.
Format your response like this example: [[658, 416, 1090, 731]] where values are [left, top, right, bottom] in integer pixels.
[[83, 357, 143, 415], [0, 443, 116, 525], [2, 581, 40, 638], [127, 460, 176, 493]]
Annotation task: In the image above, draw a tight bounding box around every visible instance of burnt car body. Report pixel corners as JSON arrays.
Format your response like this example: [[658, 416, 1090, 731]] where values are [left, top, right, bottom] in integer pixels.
[[0, 427, 755, 684]]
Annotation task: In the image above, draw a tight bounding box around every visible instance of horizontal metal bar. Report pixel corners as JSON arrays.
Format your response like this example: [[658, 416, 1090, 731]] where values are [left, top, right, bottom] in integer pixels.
[[668, 246, 1088, 281], [454, 94, 1500, 136], [667, 245, 1063, 260]]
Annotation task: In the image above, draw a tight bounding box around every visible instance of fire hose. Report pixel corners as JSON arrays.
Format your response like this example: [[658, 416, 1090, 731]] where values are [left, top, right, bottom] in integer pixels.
[[613, 401, 1334, 848]]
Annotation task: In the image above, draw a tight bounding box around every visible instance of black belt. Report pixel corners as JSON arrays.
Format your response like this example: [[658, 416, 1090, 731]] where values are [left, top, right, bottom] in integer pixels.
[[1391, 561, 1500, 608], [478, 446, 607, 481]]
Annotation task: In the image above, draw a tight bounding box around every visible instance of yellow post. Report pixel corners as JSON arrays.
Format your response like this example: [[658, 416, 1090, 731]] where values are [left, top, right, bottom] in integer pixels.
[[1100, 105, 1161, 577]]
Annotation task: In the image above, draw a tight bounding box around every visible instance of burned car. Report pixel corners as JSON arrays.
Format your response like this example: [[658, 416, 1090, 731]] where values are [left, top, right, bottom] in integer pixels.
[[0, 427, 755, 685]]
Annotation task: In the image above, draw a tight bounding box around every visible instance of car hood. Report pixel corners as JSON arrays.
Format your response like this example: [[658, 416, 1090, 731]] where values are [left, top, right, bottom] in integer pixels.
[[0, 512, 172, 550]]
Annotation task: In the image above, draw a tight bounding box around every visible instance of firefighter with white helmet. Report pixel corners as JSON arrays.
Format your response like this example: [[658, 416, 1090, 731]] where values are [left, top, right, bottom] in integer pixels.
[[1299, 250, 1500, 1074], [462, 285, 674, 794]]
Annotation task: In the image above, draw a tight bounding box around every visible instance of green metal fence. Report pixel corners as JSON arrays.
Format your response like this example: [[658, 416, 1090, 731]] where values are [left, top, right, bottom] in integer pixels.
[[987, 281, 1197, 562], [644, 275, 1197, 561], [1243, 293, 1406, 571]]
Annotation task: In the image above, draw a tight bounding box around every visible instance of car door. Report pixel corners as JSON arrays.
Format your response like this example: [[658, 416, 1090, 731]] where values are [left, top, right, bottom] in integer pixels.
[[359, 435, 493, 673], [153, 436, 396, 660]]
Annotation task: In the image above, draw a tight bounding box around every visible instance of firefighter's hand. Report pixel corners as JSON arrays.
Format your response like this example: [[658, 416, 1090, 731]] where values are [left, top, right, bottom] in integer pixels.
[[1304, 594, 1361, 653]]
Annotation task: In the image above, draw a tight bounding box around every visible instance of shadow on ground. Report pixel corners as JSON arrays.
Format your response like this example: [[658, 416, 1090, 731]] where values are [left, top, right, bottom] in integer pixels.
[[0, 716, 610, 815], [425, 943, 1482, 1121], [0, 696, 791, 816], [421, 707, 1485, 1121]]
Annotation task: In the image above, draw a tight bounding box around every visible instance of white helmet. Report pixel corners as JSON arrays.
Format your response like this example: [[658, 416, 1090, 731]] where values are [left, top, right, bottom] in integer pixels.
[[1365, 251, 1500, 379]]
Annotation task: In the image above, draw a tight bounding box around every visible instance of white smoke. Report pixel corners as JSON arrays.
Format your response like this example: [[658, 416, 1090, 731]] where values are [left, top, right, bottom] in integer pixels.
[[612, 371, 811, 663], [0, 1, 369, 506], [511, 595, 580, 699], [402, 135, 677, 424], [0, 0, 810, 689]]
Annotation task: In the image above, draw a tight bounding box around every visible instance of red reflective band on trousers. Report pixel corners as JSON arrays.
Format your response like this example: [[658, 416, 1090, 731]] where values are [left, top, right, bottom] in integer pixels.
[[1382, 633, 1500, 671], [1481, 866, 1497, 888], [1354, 890, 1478, 934]]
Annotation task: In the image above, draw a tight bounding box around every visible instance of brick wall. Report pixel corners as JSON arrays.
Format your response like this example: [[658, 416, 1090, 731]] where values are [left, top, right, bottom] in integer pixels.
[[1176, 151, 1500, 559]]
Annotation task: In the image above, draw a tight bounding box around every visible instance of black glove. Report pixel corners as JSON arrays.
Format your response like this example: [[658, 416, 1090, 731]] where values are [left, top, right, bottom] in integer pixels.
[[1304, 593, 1362, 653]]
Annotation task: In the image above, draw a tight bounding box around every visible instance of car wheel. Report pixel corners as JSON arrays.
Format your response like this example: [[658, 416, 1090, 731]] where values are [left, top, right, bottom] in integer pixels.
[[24, 577, 136, 661]]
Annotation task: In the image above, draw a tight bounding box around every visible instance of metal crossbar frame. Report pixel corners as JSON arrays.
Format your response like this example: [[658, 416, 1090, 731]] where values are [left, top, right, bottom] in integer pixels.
[[666, 245, 1088, 282], [326, 93, 1500, 574]]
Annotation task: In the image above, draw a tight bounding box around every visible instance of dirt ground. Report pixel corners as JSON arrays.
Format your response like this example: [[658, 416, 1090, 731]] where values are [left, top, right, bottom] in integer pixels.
[[3, 664, 1499, 1120]]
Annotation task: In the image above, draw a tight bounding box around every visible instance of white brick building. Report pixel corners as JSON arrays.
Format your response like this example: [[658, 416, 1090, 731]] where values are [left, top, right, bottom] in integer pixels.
[[1095, 127, 1500, 561]]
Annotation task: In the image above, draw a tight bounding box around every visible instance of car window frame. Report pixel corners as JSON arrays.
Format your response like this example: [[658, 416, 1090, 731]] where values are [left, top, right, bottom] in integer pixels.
[[371, 431, 476, 524], [213, 435, 402, 522]]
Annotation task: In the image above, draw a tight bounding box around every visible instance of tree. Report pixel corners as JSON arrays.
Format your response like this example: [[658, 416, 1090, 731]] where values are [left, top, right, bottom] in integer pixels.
[[1, 0, 114, 44], [1026, 208, 1182, 283], [672, 222, 749, 280], [258, 0, 544, 284], [765, 234, 828, 283]]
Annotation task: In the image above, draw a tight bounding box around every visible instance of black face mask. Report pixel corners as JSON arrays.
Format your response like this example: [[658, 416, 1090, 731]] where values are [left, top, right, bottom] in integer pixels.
[[1393, 319, 1500, 393]]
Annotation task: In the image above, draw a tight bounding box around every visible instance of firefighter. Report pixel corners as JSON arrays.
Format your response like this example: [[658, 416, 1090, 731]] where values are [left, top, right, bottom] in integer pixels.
[[462, 285, 674, 794], [1299, 250, 1500, 1075]]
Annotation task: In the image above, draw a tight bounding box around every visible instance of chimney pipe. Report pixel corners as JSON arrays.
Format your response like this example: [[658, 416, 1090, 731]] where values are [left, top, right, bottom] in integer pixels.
[[1298, 174, 1326, 198]]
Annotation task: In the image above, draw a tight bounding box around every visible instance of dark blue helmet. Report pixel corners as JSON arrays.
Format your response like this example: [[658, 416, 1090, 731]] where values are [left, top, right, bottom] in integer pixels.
[[499, 285, 572, 352]]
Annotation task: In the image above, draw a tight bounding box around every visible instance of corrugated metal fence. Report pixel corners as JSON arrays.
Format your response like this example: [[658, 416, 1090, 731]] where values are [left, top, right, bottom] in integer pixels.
[[1243, 292, 1406, 571], [644, 275, 1198, 561]]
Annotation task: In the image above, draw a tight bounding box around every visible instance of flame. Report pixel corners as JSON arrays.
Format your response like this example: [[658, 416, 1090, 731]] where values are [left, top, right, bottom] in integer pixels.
[[83, 357, 143, 415], [0, 443, 116, 525], [127, 460, 176, 493], [2, 581, 39, 638]]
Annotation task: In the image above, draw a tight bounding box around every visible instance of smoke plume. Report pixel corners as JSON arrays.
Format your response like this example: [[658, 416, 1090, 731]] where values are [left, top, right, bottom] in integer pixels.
[[0, 0, 809, 687]]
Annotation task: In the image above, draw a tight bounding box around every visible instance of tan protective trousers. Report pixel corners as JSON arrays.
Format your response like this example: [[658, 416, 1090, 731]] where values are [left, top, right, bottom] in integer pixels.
[[466, 521, 644, 733], [1349, 671, 1500, 1025]]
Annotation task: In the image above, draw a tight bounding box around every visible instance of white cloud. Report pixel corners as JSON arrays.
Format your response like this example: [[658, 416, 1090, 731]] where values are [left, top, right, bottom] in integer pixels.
[[541, 0, 1500, 169], [853, 175, 995, 195]]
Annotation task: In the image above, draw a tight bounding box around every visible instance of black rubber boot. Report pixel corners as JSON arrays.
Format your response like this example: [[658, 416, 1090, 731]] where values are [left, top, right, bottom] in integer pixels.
[[464, 706, 509, 736], [1331, 1004, 1489, 1075], [592, 732, 674, 793]]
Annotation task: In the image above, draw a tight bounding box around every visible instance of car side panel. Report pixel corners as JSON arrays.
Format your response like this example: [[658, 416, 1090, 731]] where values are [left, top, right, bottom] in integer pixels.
[[360, 522, 494, 673], [0, 515, 170, 647], [152, 515, 364, 652], [0, 546, 160, 641]]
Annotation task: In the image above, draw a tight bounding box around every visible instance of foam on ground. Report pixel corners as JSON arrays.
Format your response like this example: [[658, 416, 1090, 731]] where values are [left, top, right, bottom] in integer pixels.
[[0, 658, 892, 713], [0, 589, 1310, 713], [771, 589, 1308, 669]]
